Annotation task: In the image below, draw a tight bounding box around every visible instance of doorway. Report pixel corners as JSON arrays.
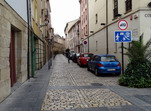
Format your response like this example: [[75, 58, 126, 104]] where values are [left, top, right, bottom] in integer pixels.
[[10, 30, 16, 87]]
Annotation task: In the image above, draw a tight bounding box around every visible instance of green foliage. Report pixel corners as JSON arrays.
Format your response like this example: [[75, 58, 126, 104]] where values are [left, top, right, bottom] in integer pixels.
[[119, 34, 151, 88], [119, 61, 151, 88]]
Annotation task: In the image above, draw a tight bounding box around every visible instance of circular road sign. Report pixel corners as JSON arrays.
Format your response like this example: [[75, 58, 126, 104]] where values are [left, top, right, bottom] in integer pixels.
[[118, 19, 128, 30], [84, 41, 87, 45]]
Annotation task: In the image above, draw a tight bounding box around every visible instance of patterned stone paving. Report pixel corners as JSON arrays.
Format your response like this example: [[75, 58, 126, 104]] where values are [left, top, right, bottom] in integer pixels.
[[49, 59, 119, 87], [41, 89, 131, 111], [41, 55, 132, 111]]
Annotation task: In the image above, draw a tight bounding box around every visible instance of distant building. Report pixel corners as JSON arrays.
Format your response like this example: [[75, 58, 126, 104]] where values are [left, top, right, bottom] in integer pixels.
[[53, 34, 65, 54], [64, 19, 79, 51]]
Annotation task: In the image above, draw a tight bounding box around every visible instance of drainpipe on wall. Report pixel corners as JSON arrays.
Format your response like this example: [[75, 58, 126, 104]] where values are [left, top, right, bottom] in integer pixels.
[[106, 0, 109, 54], [27, 0, 30, 79]]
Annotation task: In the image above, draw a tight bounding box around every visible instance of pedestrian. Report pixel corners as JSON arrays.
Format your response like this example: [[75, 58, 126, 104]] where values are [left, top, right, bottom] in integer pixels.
[[67, 52, 71, 63]]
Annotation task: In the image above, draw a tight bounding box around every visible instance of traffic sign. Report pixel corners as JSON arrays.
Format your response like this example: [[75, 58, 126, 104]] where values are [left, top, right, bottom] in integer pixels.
[[118, 20, 128, 30], [114, 31, 132, 42], [84, 41, 87, 44]]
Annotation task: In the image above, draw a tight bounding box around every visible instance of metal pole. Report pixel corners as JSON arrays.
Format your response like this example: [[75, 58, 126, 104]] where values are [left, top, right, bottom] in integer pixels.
[[26, 0, 30, 79], [88, 37, 89, 53], [121, 42, 124, 74], [106, 0, 109, 54]]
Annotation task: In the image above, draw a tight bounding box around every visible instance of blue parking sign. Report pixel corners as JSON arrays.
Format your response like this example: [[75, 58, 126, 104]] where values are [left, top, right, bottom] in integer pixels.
[[114, 31, 132, 42]]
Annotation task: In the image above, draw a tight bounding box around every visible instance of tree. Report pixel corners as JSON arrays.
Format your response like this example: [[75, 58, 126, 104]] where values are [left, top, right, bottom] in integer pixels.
[[119, 34, 151, 88]]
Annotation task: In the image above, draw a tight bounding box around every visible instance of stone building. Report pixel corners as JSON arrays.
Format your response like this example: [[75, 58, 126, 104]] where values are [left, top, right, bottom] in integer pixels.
[[0, 0, 28, 102], [53, 34, 65, 54], [0, 0, 52, 102]]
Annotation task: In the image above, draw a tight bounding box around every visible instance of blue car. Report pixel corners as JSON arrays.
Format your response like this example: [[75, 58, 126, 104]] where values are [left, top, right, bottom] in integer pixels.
[[87, 54, 121, 76]]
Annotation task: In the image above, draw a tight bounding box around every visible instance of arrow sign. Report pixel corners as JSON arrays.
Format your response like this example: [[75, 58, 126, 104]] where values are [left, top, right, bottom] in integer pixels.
[[114, 31, 132, 42]]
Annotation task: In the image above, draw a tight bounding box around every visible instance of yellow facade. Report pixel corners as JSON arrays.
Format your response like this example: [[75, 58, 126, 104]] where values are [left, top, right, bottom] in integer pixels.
[[31, 0, 42, 38]]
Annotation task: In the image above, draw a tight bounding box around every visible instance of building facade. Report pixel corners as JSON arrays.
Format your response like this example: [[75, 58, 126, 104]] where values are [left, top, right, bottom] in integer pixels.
[[0, 0, 28, 102], [79, 0, 89, 53], [30, 0, 52, 76], [87, 0, 151, 68], [64, 19, 79, 51], [0, 0, 52, 102]]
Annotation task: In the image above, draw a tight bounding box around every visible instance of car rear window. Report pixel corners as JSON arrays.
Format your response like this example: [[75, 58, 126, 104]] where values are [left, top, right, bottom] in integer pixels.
[[101, 56, 117, 62], [84, 54, 93, 57]]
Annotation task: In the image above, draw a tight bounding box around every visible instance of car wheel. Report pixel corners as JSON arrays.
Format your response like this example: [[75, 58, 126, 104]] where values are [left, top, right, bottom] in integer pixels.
[[87, 66, 90, 71], [79, 62, 82, 67], [94, 69, 99, 76]]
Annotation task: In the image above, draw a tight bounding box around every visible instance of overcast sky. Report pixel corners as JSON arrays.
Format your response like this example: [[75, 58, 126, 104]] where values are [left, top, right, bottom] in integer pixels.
[[50, 0, 80, 37]]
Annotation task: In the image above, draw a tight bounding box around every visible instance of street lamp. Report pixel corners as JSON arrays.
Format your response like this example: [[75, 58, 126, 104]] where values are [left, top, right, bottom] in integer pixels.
[[47, 37, 54, 70]]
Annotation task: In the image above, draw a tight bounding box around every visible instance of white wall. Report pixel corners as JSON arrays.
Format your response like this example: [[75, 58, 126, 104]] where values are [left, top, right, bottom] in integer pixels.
[[5, 0, 27, 22], [140, 10, 151, 44]]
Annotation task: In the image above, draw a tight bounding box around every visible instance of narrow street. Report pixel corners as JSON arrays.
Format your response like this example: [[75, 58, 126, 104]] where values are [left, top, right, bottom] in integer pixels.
[[1, 55, 151, 111], [40, 55, 151, 111]]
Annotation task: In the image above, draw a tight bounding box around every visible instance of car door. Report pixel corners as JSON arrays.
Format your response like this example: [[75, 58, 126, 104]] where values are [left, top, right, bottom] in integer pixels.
[[88, 55, 95, 70], [93, 56, 100, 71], [91, 56, 98, 71]]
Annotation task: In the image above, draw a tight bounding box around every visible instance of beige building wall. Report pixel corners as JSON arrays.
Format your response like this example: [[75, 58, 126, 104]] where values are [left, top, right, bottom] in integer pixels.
[[0, 1, 28, 102], [88, 0, 106, 35]]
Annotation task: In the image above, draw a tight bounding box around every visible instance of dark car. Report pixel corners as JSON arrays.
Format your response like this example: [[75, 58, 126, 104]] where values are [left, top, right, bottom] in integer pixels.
[[72, 53, 80, 63], [77, 53, 94, 66], [87, 54, 121, 76]]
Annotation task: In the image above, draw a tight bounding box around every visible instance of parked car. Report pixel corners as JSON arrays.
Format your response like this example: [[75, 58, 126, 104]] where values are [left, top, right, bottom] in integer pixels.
[[87, 54, 121, 76], [77, 53, 94, 66], [72, 53, 80, 63]]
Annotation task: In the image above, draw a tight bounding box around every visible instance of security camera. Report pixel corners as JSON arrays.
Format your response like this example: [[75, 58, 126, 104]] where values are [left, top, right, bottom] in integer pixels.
[[148, 2, 151, 8]]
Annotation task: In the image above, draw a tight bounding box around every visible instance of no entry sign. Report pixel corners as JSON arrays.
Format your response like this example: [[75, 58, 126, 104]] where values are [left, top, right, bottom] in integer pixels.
[[118, 19, 128, 30]]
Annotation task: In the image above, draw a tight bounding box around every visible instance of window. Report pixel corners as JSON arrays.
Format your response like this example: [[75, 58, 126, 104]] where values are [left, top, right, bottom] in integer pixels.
[[101, 56, 117, 62], [113, 0, 118, 18], [96, 41, 98, 51], [85, 25, 88, 35], [125, 0, 132, 12], [95, 14, 98, 24]]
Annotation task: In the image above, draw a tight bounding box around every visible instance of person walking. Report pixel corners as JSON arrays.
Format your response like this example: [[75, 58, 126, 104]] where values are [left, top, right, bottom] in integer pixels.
[[67, 52, 71, 63]]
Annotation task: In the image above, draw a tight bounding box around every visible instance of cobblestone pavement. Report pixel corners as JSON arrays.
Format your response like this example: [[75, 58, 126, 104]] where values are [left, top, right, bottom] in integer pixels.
[[41, 55, 133, 111]]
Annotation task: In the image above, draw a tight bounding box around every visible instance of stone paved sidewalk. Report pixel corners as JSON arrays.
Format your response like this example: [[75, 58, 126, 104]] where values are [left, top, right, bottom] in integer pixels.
[[0, 62, 53, 111], [41, 55, 151, 111]]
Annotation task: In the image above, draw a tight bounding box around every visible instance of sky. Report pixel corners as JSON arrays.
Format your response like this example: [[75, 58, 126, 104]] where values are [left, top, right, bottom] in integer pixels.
[[50, 0, 80, 37]]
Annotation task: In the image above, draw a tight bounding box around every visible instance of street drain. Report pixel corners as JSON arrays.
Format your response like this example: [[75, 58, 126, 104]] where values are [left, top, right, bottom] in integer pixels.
[[91, 83, 103, 86]]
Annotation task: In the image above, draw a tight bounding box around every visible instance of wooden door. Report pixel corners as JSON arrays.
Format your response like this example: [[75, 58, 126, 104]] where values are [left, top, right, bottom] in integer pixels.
[[10, 31, 16, 87]]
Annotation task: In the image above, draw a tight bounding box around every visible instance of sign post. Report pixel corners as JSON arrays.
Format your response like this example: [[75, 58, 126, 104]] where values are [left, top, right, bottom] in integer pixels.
[[115, 19, 132, 74]]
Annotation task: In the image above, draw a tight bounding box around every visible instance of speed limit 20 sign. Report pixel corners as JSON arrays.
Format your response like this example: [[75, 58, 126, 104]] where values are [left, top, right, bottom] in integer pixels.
[[118, 19, 128, 30]]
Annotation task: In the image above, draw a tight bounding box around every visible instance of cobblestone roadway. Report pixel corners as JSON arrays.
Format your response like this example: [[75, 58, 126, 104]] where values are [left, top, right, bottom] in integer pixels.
[[41, 55, 131, 111]]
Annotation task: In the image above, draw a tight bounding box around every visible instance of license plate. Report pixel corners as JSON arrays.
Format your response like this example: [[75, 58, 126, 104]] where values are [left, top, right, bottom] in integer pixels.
[[108, 69, 115, 71]]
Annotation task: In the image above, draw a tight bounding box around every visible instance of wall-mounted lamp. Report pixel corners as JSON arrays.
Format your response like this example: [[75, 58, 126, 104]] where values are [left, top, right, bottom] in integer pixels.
[[116, 14, 122, 17], [101, 23, 106, 26], [90, 31, 94, 33]]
